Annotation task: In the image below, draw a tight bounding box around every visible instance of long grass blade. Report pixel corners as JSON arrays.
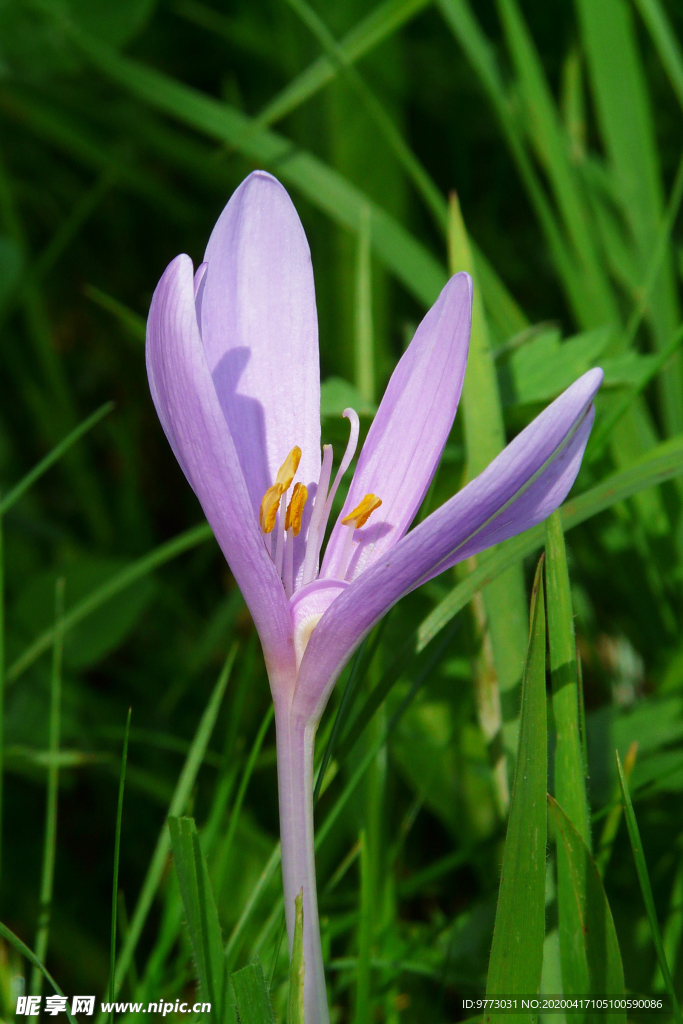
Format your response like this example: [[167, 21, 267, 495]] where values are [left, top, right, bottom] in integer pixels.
[[546, 511, 590, 845], [169, 816, 227, 1024], [485, 558, 546, 1015], [95, 646, 236, 1018], [30, 579, 65, 997], [576, 0, 683, 435], [7, 521, 213, 684], [0, 401, 114, 516], [257, 0, 432, 127], [66, 24, 447, 310], [548, 797, 626, 1018], [448, 190, 528, 813], [616, 751, 683, 1023], [0, 922, 77, 1024], [634, 0, 683, 113], [109, 707, 132, 1020], [288, 889, 305, 1024], [214, 704, 274, 897]]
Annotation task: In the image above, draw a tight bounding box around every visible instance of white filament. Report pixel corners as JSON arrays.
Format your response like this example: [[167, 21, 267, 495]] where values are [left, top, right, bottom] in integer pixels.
[[301, 445, 333, 585]]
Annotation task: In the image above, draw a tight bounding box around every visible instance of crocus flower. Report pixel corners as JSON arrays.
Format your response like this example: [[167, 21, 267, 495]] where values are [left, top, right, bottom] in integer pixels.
[[146, 170, 602, 1024]]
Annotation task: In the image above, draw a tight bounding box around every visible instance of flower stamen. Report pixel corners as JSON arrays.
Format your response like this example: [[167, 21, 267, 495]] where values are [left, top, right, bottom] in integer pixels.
[[339, 493, 382, 580], [275, 446, 301, 490], [284, 483, 308, 598], [285, 483, 308, 535], [259, 483, 283, 534]]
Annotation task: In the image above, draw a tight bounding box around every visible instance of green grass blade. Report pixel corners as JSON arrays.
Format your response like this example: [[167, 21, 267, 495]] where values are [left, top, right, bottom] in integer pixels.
[[485, 558, 546, 1013], [616, 751, 683, 1023], [0, 88, 194, 222], [0, 401, 114, 516], [225, 843, 282, 969], [548, 796, 626, 1018], [448, 192, 529, 811], [596, 742, 637, 879], [109, 707, 131, 1019], [634, 0, 683, 113], [353, 831, 372, 1024], [84, 285, 146, 344], [288, 890, 305, 1024], [32, 170, 115, 285], [284, 0, 447, 233], [169, 816, 227, 1024], [576, 0, 683, 435], [654, 858, 683, 992], [214, 705, 274, 897], [545, 511, 590, 846], [97, 646, 235, 1015], [313, 632, 377, 804], [0, 922, 77, 1024], [0, 518, 4, 891], [7, 521, 213, 684], [30, 578, 65, 997], [257, 0, 432, 127], [497, 0, 618, 328], [231, 962, 275, 1024], [438, 0, 583, 319], [355, 205, 375, 404], [66, 26, 446, 310]]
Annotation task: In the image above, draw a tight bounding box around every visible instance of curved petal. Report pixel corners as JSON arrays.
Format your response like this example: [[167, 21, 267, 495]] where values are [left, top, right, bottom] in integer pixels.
[[294, 369, 602, 723], [146, 253, 296, 687], [200, 171, 321, 520], [321, 272, 472, 582]]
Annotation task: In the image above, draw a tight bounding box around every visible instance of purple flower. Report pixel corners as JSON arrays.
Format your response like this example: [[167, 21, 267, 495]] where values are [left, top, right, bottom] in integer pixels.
[[146, 170, 602, 1024]]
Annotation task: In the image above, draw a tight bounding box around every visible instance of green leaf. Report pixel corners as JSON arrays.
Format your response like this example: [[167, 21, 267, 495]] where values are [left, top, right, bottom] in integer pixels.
[[169, 816, 227, 1024], [499, 327, 610, 408], [287, 890, 305, 1024], [545, 511, 590, 846], [485, 558, 546, 1015], [231, 961, 275, 1024], [616, 752, 683, 1023], [548, 797, 626, 1021]]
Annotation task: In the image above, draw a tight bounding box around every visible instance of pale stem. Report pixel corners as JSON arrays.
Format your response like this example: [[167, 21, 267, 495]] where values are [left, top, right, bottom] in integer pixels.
[[275, 705, 329, 1024]]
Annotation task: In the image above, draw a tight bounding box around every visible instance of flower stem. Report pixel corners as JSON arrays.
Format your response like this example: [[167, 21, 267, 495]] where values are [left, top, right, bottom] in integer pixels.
[[275, 707, 329, 1024]]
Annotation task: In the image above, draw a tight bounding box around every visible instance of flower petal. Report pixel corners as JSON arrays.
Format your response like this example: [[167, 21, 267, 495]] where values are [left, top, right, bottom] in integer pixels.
[[321, 272, 472, 582], [146, 253, 296, 686], [294, 369, 602, 722], [199, 171, 321, 518]]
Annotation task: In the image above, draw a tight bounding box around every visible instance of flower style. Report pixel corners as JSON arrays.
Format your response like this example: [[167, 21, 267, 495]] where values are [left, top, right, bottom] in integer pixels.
[[146, 170, 602, 1024]]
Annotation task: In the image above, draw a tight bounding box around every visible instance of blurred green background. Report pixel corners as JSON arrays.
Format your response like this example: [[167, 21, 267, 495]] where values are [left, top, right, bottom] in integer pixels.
[[3, 0, 683, 1020]]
